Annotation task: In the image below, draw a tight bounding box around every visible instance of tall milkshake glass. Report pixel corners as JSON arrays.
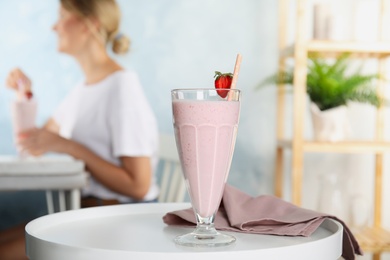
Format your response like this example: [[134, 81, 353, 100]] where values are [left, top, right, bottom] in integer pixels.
[[171, 88, 241, 247]]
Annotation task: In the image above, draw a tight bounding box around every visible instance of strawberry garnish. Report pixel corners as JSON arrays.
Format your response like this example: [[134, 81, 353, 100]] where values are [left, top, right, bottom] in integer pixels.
[[214, 71, 233, 98], [25, 91, 33, 100]]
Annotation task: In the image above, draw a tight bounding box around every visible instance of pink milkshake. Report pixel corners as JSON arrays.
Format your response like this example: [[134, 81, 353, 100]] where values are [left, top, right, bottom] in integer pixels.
[[171, 89, 241, 247], [173, 100, 240, 217], [11, 85, 37, 156]]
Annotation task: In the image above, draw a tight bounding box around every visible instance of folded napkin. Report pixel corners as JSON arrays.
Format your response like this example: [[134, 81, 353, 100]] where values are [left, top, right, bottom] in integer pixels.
[[163, 184, 362, 260]]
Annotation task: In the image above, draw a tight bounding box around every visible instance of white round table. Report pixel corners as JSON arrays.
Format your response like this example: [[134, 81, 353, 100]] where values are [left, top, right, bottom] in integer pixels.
[[26, 203, 343, 260], [0, 155, 87, 213]]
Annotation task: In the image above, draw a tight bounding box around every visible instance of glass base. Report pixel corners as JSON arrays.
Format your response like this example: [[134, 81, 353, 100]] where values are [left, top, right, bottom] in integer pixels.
[[174, 225, 236, 247]]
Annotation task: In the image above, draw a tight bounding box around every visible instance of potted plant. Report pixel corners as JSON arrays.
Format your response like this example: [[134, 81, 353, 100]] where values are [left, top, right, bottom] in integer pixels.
[[260, 54, 383, 141]]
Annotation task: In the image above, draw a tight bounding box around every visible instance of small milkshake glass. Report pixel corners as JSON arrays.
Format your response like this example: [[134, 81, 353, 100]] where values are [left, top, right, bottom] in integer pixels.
[[11, 83, 37, 158]]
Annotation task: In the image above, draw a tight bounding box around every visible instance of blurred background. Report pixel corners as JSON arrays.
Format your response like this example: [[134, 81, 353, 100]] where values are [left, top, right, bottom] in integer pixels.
[[0, 0, 277, 196], [0, 1, 389, 258]]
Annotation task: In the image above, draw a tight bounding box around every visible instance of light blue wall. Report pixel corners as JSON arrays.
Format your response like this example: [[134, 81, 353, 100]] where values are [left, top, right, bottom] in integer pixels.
[[0, 0, 279, 196]]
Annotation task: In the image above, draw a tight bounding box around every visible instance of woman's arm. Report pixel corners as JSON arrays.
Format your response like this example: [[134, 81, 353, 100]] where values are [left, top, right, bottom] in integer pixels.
[[62, 139, 151, 200], [19, 127, 151, 200]]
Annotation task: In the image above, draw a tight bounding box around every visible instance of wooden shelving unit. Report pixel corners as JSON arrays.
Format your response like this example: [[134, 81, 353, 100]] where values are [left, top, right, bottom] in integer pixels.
[[276, 0, 390, 259]]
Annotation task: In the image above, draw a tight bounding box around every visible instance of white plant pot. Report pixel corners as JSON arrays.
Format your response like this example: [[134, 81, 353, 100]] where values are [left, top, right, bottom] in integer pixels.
[[310, 103, 351, 142]]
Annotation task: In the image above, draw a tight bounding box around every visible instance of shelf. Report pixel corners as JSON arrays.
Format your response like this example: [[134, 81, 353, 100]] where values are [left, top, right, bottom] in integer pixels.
[[277, 140, 390, 153], [281, 40, 390, 58], [355, 227, 390, 253]]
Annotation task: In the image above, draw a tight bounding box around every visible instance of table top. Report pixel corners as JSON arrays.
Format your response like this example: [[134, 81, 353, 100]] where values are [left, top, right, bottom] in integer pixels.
[[0, 155, 88, 190], [0, 155, 84, 175], [26, 203, 343, 260]]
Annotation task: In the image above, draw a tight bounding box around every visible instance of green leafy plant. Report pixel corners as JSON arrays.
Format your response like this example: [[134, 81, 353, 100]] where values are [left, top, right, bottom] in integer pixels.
[[260, 54, 383, 111]]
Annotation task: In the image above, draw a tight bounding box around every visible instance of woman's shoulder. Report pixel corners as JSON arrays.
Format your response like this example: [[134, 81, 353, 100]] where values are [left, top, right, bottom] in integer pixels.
[[110, 69, 139, 82], [108, 69, 143, 92], [102, 70, 148, 104]]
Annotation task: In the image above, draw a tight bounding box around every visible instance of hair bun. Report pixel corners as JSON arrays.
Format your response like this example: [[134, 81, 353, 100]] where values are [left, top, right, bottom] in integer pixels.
[[112, 33, 130, 55]]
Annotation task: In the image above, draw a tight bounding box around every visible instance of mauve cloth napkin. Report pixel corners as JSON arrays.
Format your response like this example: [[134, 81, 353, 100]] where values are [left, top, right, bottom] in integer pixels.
[[163, 185, 363, 260]]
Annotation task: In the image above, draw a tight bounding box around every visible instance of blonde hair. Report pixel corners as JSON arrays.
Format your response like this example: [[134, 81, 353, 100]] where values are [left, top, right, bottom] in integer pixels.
[[60, 0, 130, 55]]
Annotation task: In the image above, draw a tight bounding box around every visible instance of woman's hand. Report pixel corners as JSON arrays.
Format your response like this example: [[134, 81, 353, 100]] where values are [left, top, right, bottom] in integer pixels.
[[6, 68, 32, 92], [18, 128, 67, 156]]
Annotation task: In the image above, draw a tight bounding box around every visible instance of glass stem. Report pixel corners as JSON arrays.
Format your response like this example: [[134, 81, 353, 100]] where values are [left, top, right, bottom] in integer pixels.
[[194, 213, 219, 238]]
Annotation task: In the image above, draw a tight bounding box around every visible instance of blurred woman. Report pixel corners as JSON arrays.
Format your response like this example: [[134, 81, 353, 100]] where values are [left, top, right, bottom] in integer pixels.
[[1, 0, 159, 259]]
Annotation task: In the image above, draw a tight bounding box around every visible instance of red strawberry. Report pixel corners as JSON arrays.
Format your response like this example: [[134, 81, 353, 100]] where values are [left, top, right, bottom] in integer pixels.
[[214, 71, 233, 98], [25, 91, 33, 100]]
